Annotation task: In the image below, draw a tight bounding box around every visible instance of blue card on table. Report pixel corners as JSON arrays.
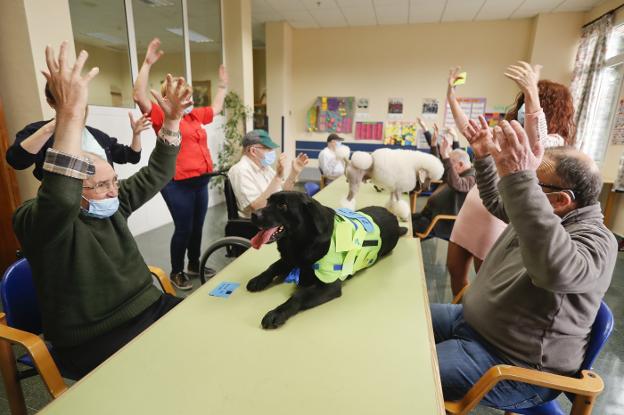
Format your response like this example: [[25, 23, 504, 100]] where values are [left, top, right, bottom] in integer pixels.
[[209, 282, 240, 298]]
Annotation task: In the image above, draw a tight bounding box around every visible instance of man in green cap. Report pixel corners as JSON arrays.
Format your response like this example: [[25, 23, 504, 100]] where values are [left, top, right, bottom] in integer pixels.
[[228, 129, 308, 217]]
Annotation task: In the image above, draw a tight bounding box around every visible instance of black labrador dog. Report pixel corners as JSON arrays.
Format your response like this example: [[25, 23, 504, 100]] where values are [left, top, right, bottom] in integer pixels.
[[247, 191, 407, 329]]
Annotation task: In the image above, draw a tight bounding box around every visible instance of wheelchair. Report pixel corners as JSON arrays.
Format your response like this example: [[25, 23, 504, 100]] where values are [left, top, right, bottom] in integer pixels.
[[197, 171, 257, 285]]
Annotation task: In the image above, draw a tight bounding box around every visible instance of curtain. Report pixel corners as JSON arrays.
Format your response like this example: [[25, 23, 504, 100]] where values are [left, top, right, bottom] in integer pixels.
[[570, 12, 614, 154]]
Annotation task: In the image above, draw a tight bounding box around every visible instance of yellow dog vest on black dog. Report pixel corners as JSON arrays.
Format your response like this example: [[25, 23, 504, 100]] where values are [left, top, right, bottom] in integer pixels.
[[285, 208, 382, 284]]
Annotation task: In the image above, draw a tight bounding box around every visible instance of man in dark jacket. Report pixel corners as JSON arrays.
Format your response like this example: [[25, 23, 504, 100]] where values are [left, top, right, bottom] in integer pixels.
[[12, 42, 191, 378]]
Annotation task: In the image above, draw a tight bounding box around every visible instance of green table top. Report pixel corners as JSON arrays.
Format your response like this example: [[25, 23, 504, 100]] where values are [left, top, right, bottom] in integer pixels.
[[39, 178, 443, 415]]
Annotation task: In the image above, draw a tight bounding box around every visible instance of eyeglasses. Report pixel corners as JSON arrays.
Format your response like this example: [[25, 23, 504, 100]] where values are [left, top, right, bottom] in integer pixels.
[[538, 182, 576, 201], [83, 177, 120, 194]]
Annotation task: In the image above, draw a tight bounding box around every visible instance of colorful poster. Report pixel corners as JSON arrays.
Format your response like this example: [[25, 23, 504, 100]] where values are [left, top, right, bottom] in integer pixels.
[[444, 97, 487, 128], [306, 96, 355, 133], [384, 121, 418, 146], [355, 121, 384, 140], [388, 98, 403, 114]]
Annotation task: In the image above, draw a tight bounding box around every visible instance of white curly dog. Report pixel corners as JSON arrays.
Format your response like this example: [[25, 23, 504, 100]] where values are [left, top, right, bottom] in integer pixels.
[[336, 146, 444, 222]]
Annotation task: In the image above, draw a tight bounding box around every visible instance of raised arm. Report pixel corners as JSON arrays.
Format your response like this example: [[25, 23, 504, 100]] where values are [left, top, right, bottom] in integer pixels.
[[13, 42, 99, 246], [6, 120, 56, 170], [447, 66, 476, 140], [211, 65, 228, 115], [492, 121, 614, 292], [132, 38, 163, 114]]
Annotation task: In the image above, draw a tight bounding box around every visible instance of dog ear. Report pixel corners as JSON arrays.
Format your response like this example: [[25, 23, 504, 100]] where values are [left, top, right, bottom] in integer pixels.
[[304, 197, 334, 235]]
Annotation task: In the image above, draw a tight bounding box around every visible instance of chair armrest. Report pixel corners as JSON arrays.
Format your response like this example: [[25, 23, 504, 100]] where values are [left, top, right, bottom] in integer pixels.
[[149, 266, 176, 296], [415, 214, 457, 239], [0, 313, 67, 399], [445, 365, 604, 415]]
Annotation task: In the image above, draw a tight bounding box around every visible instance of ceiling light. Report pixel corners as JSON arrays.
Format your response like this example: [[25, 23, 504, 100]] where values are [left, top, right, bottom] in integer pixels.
[[166, 27, 214, 43], [84, 32, 125, 45]]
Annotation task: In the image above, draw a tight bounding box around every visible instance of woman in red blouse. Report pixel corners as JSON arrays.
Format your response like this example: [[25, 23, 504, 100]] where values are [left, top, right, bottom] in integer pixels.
[[133, 38, 228, 290]]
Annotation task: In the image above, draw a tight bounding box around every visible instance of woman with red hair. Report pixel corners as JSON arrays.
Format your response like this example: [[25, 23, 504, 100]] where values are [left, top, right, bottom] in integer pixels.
[[446, 62, 576, 296]]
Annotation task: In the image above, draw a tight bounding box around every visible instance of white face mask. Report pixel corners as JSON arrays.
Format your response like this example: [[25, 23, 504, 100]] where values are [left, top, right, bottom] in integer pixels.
[[81, 196, 119, 219]]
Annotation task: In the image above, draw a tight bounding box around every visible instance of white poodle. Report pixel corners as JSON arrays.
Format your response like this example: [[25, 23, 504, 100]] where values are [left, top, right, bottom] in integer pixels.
[[336, 146, 444, 221]]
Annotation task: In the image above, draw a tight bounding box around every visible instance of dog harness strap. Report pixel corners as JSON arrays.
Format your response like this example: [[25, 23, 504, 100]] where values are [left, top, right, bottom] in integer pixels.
[[313, 210, 382, 283], [284, 267, 300, 284]]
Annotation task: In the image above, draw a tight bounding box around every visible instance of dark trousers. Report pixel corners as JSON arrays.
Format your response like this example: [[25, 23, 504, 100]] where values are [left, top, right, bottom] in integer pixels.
[[412, 207, 433, 236], [160, 176, 210, 274], [53, 294, 182, 379]]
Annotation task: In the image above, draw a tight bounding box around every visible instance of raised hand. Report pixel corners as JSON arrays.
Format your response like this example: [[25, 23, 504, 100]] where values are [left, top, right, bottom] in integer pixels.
[[150, 74, 193, 121], [504, 61, 541, 96], [277, 153, 287, 178], [144, 38, 164, 66], [431, 123, 439, 147], [42, 41, 99, 118], [417, 117, 427, 132], [466, 115, 494, 159], [440, 135, 451, 159], [129, 112, 152, 135], [490, 120, 542, 176], [447, 66, 463, 96], [292, 153, 309, 174]]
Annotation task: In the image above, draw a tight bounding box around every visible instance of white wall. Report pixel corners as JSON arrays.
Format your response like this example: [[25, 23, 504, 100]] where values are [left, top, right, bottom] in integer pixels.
[[86, 106, 225, 235]]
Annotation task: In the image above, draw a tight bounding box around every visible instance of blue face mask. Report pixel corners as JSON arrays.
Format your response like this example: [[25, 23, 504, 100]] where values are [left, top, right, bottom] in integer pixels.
[[183, 105, 194, 115], [517, 103, 525, 127], [82, 196, 120, 219], [261, 150, 276, 167]]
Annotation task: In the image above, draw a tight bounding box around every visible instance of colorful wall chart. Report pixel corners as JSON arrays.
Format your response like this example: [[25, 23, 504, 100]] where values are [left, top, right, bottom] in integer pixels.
[[444, 97, 487, 128], [384, 121, 418, 146], [355, 121, 384, 140], [306, 96, 355, 133]]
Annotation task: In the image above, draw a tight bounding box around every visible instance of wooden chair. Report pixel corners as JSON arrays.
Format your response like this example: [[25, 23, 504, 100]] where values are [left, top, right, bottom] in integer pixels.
[[445, 286, 613, 415], [409, 179, 443, 213], [414, 214, 457, 240], [0, 259, 175, 415]]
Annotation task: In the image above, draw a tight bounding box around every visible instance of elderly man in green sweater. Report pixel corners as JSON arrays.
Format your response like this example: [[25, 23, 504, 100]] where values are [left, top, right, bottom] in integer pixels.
[[431, 117, 617, 411], [12, 42, 192, 378]]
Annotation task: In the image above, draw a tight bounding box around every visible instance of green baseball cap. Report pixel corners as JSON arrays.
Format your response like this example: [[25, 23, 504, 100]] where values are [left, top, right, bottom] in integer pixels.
[[242, 129, 279, 149]]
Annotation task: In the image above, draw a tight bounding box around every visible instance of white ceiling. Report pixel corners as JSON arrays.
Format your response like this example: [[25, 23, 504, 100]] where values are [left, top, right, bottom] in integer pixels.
[[252, 0, 606, 45]]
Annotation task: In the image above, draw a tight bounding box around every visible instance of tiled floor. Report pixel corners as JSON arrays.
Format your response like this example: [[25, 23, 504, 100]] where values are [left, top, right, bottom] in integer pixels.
[[1, 201, 622, 414]]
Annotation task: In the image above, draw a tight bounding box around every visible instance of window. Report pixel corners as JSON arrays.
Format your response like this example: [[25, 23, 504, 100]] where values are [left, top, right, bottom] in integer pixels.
[[133, 0, 186, 96], [69, 0, 134, 107], [187, 0, 223, 107], [581, 24, 624, 164]]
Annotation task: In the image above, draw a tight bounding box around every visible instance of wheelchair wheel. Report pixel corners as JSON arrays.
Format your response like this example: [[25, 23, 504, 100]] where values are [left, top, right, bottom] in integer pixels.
[[199, 236, 251, 284]]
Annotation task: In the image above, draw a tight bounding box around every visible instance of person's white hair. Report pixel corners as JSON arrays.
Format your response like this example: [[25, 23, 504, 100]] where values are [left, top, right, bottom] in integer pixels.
[[450, 149, 471, 166]]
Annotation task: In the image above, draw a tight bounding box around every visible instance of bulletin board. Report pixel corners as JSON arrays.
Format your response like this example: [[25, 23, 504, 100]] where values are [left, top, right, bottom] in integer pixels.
[[444, 97, 487, 128], [306, 96, 355, 133]]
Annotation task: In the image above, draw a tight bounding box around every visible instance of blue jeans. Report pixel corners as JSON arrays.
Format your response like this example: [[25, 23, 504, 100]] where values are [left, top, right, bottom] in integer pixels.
[[431, 303, 560, 410], [160, 176, 210, 274]]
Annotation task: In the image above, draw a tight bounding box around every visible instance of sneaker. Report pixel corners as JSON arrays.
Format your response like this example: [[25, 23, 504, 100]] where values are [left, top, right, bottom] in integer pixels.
[[170, 271, 193, 291], [187, 261, 217, 279]]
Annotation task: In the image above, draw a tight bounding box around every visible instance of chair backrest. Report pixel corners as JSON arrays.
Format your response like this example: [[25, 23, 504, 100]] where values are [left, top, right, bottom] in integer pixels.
[[223, 174, 241, 220], [1, 258, 43, 334], [304, 182, 320, 197], [580, 301, 614, 371]]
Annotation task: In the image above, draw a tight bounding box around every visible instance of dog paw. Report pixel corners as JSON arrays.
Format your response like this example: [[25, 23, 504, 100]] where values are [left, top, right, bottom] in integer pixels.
[[261, 309, 288, 329], [247, 275, 271, 292], [341, 197, 356, 210]]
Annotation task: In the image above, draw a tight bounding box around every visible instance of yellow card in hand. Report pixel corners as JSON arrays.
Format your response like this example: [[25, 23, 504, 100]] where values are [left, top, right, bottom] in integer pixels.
[[453, 72, 467, 86]]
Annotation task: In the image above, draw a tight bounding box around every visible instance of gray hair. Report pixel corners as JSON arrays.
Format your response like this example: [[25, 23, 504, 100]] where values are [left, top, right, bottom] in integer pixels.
[[546, 147, 602, 208], [450, 149, 471, 166]]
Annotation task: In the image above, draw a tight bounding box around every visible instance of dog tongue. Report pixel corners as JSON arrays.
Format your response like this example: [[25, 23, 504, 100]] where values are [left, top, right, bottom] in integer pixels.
[[250, 227, 279, 249]]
